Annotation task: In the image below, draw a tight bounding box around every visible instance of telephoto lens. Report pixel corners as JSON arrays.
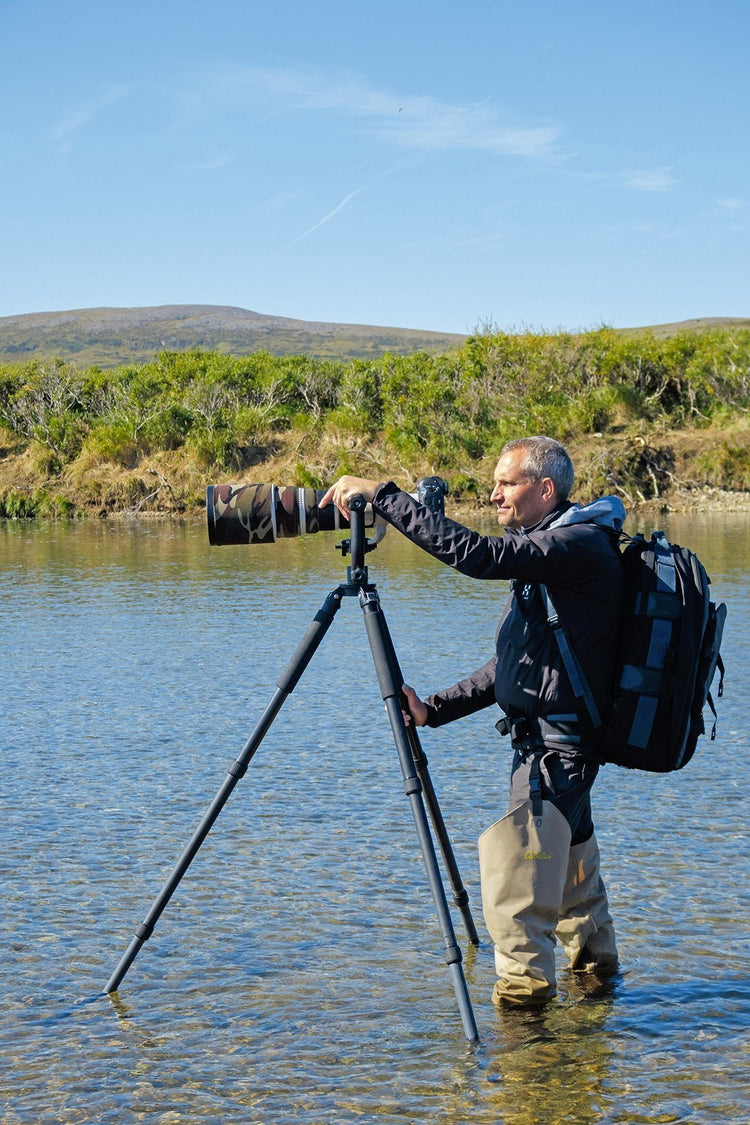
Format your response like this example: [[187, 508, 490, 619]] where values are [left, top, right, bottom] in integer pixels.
[[206, 483, 371, 545]]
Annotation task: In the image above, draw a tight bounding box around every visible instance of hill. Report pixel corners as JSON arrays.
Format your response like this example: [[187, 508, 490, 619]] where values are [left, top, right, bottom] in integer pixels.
[[622, 316, 750, 338], [1, 305, 748, 368], [0, 304, 469, 367]]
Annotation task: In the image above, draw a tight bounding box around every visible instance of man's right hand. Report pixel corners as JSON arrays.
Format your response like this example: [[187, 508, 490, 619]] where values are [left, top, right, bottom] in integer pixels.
[[401, 684, 429, 727], [319, 476, 384, 519]]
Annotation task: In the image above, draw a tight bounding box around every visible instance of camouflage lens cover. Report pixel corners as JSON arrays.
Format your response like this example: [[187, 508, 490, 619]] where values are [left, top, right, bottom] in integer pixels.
[[206, 483, 356, 545], [207, 483, 280, 544]]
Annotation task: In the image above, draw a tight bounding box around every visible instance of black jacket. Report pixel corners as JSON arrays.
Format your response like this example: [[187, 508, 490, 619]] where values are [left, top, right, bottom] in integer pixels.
[[372, 483, 625, 732]]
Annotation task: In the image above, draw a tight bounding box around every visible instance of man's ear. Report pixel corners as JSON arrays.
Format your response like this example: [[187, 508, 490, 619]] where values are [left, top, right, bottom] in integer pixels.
[[540, 476, 555, 502]]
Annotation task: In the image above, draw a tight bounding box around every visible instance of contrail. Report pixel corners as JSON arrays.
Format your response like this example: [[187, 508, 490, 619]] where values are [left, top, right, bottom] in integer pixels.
[[273, 187, 364, 256]]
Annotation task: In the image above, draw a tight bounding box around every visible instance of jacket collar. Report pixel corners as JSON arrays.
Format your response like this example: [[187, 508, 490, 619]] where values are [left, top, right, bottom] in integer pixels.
[[520, 495, 626, 534]]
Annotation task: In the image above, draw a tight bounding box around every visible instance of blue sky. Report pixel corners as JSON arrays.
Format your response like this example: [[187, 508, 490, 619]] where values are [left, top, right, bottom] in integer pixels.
[[1, 0, 747, 334]]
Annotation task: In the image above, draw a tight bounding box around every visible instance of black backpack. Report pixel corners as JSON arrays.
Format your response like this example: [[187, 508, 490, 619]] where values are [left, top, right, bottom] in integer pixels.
[[542, 531, 727, 772]]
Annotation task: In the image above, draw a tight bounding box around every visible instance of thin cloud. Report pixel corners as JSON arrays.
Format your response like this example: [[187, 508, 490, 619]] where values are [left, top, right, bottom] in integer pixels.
[[273, 187, 365, 256], [378, 95, 559, 157], [625, 168, 677, 192], [189, 63, 560, 159], [189, 151, 239, 172], [53, 84, 130, 153]]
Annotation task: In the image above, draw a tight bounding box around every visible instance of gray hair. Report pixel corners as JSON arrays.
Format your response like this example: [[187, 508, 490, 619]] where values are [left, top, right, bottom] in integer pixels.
[[501, 436, 575, 501]]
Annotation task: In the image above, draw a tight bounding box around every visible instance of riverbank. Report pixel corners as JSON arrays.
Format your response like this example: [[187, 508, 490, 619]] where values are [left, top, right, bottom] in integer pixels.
[[2, 437, 749, 521], [2, 326, 749, 519]]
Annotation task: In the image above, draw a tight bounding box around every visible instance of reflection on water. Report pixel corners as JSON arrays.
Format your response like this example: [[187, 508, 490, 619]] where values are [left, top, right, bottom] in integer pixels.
[[1, 510, 749, 1123]]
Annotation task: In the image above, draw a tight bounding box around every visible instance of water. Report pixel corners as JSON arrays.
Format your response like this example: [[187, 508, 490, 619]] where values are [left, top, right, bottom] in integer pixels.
[[1, 509, 748, 1123]]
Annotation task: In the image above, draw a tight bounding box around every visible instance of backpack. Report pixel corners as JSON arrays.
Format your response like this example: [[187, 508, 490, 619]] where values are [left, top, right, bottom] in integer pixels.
[[542, 531, 727, 772]]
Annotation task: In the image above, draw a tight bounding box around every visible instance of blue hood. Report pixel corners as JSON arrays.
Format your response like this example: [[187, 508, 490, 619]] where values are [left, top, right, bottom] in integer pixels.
[[548, 495, 626, 533]]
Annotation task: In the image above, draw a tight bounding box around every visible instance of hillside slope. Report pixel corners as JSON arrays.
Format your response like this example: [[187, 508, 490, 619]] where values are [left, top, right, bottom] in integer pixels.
[[2, 305, 748, 368], [0, 304, 469, 366]]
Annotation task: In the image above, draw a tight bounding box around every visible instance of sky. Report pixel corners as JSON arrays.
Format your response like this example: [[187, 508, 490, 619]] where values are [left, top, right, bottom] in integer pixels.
[[1, 0, 748, 335]]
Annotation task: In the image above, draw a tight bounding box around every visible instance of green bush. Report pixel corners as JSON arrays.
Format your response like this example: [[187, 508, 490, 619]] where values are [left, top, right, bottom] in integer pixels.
[[0, 489, 38, 518], [82, 420, 141, 467], [185, 428, 241, 471], [696, 441, 750, 489]]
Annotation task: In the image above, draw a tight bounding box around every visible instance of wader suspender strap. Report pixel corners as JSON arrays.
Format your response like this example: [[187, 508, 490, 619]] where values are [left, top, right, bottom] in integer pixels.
[[528, 753, 543, 818], [540, 585, 602, 730]]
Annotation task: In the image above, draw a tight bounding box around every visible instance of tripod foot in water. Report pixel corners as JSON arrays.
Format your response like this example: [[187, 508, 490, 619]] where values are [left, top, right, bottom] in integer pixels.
[[479, 800, 571, 1008]]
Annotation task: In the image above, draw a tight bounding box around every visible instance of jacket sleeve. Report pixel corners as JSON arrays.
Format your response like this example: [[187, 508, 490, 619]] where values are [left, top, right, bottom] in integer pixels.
[[373, 482, 609, 586], [424, 656, 498, 727], [373, 482, 511, 579]]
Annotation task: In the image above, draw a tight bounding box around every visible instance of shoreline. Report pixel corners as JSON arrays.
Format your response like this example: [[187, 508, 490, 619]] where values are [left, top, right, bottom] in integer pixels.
[[9, 484, 745, 522]]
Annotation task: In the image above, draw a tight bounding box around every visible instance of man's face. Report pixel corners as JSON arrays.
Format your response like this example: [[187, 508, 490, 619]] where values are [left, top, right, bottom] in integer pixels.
[[490, 449, 556, 530]]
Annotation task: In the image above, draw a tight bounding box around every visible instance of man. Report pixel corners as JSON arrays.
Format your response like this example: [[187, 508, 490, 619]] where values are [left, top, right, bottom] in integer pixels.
[[321, 436, 625, 1008]]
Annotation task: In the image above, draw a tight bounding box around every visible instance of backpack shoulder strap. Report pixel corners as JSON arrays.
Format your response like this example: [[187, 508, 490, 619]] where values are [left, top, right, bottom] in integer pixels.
[[539, 584, 602, 730]]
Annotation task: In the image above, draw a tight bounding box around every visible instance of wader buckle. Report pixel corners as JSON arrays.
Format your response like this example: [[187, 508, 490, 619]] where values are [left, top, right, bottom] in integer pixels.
[[528, 754, 544, 819], [495, 715, 531, 743]]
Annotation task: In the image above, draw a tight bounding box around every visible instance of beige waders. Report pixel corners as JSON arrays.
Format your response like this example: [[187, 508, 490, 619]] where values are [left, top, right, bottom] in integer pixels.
[[478, 801, 618, 1007], [555, 831, 618, 974], [478, 799, 571, 1007]]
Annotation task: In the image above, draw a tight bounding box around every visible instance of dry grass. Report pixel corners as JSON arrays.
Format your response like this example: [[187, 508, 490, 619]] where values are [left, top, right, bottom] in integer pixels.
[[3, 420, 750, 520]]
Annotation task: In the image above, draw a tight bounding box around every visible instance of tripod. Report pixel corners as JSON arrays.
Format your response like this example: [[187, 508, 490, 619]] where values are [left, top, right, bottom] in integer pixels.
[[104, 496, 480, 1042]]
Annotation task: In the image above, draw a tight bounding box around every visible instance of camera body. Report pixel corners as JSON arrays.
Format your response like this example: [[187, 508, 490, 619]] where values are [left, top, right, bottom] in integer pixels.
[[416, 475, 450, 513]]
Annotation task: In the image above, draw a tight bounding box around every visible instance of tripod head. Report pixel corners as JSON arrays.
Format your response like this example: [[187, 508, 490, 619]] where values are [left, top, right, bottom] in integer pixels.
[[337, 494, 377, 586], [337, 475, 449, 583]]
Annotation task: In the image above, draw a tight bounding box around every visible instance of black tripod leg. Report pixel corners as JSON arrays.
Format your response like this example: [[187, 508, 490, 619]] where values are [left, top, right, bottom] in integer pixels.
[[104, 587, 346, 995], [376, 627, 479, 945], [359, 588, 479, 1043], [406, 733, 480, 945]]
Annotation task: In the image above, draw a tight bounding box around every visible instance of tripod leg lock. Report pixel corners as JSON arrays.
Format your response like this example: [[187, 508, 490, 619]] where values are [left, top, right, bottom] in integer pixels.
[[443, 940, 463, 966], [135, 921, 155, 942], [403, 775, 422, 797]]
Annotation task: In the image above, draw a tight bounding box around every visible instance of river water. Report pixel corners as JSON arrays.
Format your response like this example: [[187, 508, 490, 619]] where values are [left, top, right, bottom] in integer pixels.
[[1, 506, 748, 1123]]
